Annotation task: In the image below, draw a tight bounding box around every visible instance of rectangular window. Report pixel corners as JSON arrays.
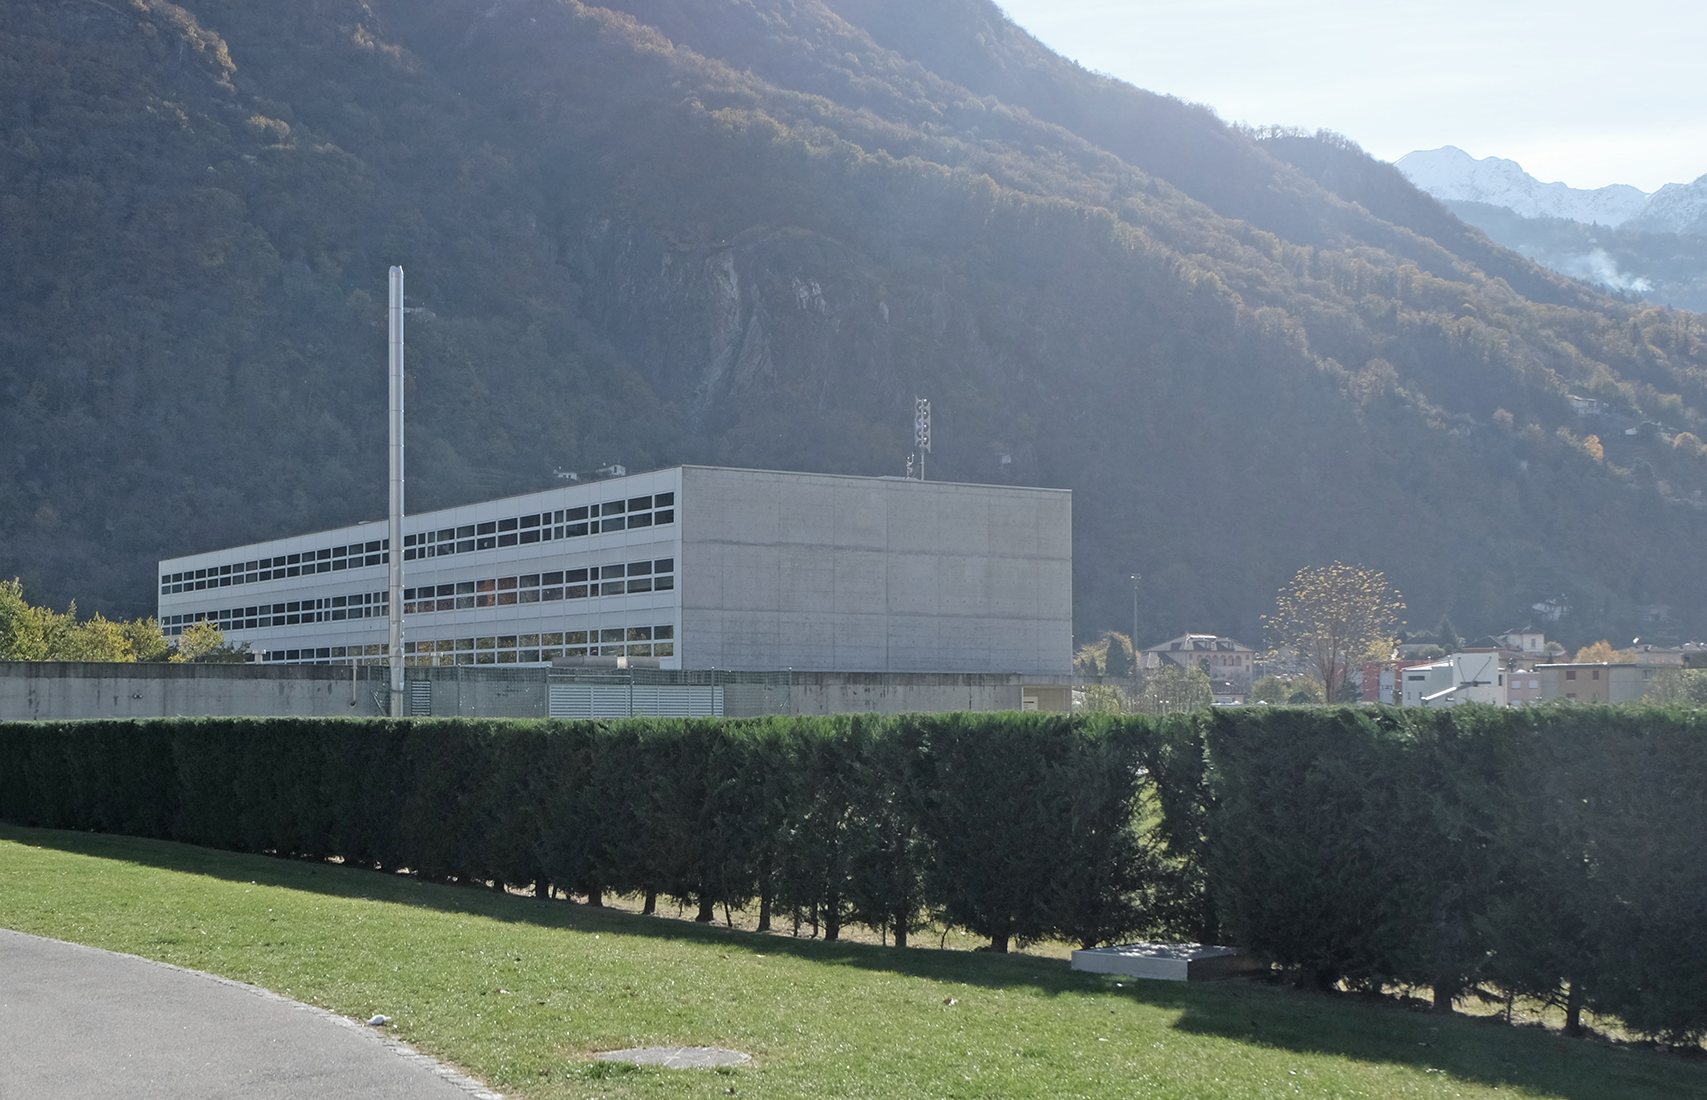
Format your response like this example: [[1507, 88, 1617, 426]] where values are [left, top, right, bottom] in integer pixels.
[[520, 514, 540, 528], [498, 577, 517, 590], [566, 569, 589, 583], [497, 635, 518, 649], [628, 496, 652, 511], [600, 628, 625, 643], [565, 631, 590, 645], [600, 516, 625, 532], [497, 592, 517, 606], [476, 637, 495, 650], [542, 588, 563, 601], [627, 627, 652, 641], [519, 530, 540, 544], [564, 523, 588, 537], [653, 509, 674, 525], [655, 492, 674, 507], [477, 594, 495, 607], [626, 644, 652, 656], [497, 533, 518, 547], [1565, 670, 1577, 680], [333, 546, 347, 558], [654, 642, 674, 657], [477, 536, 496, 550], [541, 571, 563, 585], [519, 574, 540, 587], [654, 625, 674, 640], [458, 540, 475, 553], [627, 578, 652, 592], [365, 541, 380, 553], [627, 560, 652, 575], [628, 512, 652, 528], [654, 576, 674, 591], [602, 563, 626, 578], [332, 558, 347, 570], [565, 585, 588, 599], [566, 506, 588, 521], [405, 534, 418, 547], [498, 518, 518, 532], [317, 549, 331, 560], [477, 521, 496, 535]]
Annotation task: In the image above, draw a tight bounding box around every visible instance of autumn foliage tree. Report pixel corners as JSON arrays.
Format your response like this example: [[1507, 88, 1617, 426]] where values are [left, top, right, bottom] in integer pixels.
[[1264, 563, 1405, 702]]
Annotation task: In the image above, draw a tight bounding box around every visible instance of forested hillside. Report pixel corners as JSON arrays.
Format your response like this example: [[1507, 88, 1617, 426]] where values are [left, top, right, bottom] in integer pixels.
[[3, 0, 1706, 648]]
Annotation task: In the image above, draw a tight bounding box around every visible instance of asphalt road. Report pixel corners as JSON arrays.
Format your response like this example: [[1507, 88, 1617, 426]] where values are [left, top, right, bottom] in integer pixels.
[[0, 928, 499, 1099]]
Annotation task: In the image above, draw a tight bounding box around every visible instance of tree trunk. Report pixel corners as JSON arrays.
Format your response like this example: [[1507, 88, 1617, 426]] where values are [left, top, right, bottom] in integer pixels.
[[586, 886, 604, 907], [756, 890, 772, 933], [642, 888, 657, 915], [1431, 982, 1455, 1014], [893, 912, 908, 948], [1564, 981, 1584, 1037], [990, 932, 1009, 954], [534, 879, 549, 900], [825, 903, 841, 942], [491, 878, 506, 894], [695, 895, 716, 923]]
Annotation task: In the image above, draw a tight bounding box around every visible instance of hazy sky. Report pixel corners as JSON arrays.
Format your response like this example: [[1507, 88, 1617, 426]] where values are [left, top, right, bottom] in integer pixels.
[[995, 0, 1706, 193]]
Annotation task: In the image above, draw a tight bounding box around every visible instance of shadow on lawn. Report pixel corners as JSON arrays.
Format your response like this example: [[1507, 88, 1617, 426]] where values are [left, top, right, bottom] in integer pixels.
[[6, 824, 1698, 1100]]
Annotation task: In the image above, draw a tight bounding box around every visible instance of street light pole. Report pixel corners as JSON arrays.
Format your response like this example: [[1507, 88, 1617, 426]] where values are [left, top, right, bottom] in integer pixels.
[[1130, 574, 1140, 679]]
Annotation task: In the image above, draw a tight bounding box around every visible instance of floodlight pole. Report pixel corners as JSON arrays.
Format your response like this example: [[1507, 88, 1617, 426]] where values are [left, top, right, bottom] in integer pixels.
[[914, 397, 930, 481], [387, 266, 406, 718]]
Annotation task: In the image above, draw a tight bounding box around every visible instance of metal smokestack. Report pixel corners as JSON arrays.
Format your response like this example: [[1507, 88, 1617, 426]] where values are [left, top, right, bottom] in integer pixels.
[[387, 266, 405, 717]]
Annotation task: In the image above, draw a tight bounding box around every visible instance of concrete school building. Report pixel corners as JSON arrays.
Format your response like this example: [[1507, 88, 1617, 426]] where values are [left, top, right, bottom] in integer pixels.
[[154, 465, 1074, 684]]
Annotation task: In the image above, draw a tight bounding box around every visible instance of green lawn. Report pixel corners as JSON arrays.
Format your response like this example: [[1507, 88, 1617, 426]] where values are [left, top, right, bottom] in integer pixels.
[[0, 825, 1697, 1100]]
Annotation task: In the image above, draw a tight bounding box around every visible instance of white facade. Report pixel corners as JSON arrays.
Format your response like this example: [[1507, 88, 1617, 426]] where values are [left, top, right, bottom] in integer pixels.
[[157, 466, 1073, 675], [1400, 652, 1508, 707]]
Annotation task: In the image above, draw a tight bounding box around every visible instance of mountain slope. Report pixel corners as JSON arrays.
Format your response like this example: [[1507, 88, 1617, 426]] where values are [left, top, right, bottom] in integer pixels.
[[2, 0, 1706, 649]]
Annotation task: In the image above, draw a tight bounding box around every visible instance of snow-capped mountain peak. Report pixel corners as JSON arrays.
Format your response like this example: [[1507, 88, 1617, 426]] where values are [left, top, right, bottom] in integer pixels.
[[1626, 174, 1707, 236], [1396, 147, 1651, 226]]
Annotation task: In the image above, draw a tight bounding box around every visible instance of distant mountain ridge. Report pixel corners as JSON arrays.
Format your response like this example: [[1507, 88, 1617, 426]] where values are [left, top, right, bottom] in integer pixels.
[[2, 0, 1707, 651], [1397, 146, 1707, 236]]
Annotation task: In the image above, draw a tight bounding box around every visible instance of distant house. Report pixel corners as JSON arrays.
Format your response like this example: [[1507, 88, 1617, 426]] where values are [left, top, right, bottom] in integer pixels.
[[1141, 634, 1255, 687], [1361, 659, 1432, 704], [1534, 663, 1664, 704], [1210, 679, 1248, 707], [1400, 652, 1507, 708], [1630, 642, 1707, 667], [1495, 626, 1549, 657]]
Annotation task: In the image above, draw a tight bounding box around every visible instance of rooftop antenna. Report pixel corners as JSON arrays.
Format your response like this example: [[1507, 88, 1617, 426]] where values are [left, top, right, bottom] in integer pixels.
[[387, 266, 405, 717], [914, 397, 930, 481]]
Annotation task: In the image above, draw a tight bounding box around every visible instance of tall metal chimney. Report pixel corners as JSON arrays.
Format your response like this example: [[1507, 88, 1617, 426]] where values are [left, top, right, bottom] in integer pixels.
[[387, 266, 405, 717]]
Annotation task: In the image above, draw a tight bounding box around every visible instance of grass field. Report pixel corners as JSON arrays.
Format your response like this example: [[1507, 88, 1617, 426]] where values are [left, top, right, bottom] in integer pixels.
[[0, 824, 1699, 1100]]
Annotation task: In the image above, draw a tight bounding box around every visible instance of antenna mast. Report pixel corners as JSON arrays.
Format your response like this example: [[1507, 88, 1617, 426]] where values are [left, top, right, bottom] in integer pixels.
[[914, 397, 930, 481], [387, 266, 405, 718]]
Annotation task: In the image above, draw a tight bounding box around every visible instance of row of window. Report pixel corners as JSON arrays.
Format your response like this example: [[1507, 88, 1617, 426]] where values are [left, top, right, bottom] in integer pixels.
[[400, 493, 675, 560], [160, 491, 678, 596], [163, 592, 388, 636], [162, 543, 389, 594], [401, 560, 674, 614], [258, 625, 675, 665], [402, 626, 675, 664]]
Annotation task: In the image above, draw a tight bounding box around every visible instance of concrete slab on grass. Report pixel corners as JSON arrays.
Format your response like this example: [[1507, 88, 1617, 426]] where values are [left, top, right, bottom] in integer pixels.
[[1071, 942, 1262, 982], [0, 928, 499, 1099], [595, 1046, 752, 1068]]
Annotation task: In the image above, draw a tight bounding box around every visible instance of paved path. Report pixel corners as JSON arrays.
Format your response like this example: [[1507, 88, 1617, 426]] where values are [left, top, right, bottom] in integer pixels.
[[0, 928, 499, 1099]]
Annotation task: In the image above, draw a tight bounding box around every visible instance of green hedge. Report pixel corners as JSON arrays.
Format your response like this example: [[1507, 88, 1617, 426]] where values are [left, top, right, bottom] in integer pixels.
[[1190, 705, 1707, 1042], [4, 706, 1706, 1040], [0, 712, 1152, 951]]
